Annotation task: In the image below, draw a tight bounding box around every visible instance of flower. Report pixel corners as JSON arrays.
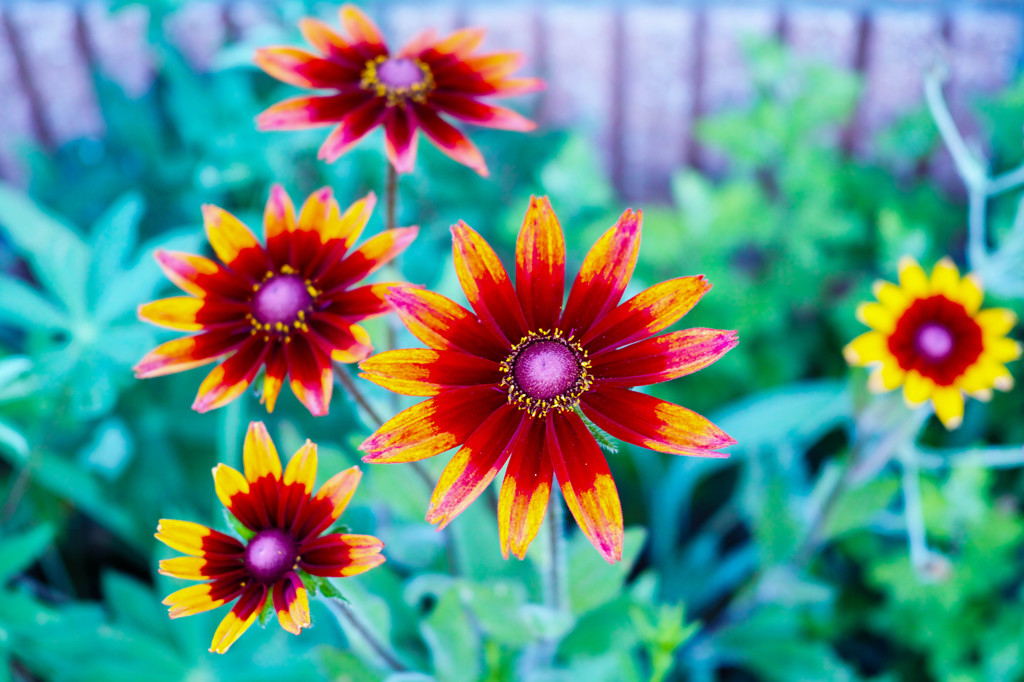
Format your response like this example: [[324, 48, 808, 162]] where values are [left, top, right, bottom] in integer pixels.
[[134, 186, 416, 415], [254, 5, 543, 176], [358, 197, 737, 563], [844, 256, 1021, 429], [156, 421, 385, 654]]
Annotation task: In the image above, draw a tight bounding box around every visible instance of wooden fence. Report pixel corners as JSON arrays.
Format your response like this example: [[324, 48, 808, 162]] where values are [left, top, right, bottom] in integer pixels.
[[0, 1, 1021, 200]]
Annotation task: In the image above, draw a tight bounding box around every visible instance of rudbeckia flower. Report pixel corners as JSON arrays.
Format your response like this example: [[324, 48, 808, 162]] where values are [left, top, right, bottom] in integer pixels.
[[358, 197, 737, 563], [845, 256, 1021, 429], [254, 5, 543, 176], [135, 186, 417, 415], [156, 422, 384, 654]]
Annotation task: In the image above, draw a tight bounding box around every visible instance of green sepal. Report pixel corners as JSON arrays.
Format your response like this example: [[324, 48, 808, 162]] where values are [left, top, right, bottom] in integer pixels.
[[574, 406, 619, 454], [257, 594, 276, 627], [223, 508, 256, 541], [297, 568, 348, 603]]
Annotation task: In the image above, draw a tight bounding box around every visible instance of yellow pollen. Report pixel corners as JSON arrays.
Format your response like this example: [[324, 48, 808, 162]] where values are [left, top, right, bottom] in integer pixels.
[[360, 55, 435, 107]]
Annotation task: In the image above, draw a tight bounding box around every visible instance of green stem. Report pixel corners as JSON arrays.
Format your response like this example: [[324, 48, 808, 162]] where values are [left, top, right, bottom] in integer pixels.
[[545, 488, 568, 615], [328, 599, 408, 672]]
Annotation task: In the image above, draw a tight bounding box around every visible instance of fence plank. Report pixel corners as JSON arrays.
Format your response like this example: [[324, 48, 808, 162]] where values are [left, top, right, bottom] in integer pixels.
[[83, 2, 152, 98], [0, 9, 33, 183]]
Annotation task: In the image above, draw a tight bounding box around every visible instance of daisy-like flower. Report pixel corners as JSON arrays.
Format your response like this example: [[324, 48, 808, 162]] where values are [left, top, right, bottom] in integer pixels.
[[844, 256, 1021, 429], [358, 197, 737, 563], [156, 422, 385, 654], [254, 4, 543, 176], [134, 186, 417, 415]]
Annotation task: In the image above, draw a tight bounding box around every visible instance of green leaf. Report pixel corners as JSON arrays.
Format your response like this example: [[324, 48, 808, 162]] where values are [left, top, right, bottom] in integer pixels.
[[420, 588, 481, 682], [568, 527, 647, 615], [575, 406, 618, 454], [101, 571, 170, 641], [0, 275, 70, 331], [824, 477, 900, 540], [0, 419, 28, 462], [318, 647, 385, 682], [0, 524, 56, 583], [0, 184, 90, 317], [88, 193, 145, 309], [223, 508, 256, 541]]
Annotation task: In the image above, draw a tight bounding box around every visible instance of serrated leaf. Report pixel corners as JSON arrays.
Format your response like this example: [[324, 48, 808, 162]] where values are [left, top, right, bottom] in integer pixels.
[[575, 406, 618, 454], [0, 184, 90, 318], [0, 524, 56, 583], [0, 275, 70, 331]]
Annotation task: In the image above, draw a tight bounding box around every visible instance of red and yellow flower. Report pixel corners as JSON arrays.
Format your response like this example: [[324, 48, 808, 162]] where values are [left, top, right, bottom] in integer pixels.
[[135, 186, 416, 415], [156, 422, 384, 654], [845, 256, 1021, 429], [254, 5, 543, 176], [358, 197, 737, 563]]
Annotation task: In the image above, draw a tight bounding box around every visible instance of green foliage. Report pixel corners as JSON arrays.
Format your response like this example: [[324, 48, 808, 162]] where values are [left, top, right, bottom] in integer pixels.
[[1, 15, 1024, 682]]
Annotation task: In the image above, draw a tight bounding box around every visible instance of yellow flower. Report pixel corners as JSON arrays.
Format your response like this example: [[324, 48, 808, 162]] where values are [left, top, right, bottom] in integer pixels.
[[844, 256, 1020, 429]]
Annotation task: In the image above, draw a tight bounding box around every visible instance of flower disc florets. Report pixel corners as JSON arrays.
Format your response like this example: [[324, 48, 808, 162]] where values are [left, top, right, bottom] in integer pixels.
[[244, 528, 299, 585], [500, 329, 593, 418], [249, 265, 320, 341], [360, 55, 434, 106]]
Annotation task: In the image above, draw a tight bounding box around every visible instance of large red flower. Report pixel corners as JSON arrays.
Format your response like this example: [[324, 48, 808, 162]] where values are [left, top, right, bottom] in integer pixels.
[[254, 4, 543, 176], [358, 197, 737, 562], [135, 186, 416, 415]]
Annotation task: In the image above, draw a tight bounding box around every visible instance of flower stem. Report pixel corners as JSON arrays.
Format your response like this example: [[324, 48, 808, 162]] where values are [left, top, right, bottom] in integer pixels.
[[544, 488, 568, 615], [383, 162, 403, 414], [328, 598, 408, 672]]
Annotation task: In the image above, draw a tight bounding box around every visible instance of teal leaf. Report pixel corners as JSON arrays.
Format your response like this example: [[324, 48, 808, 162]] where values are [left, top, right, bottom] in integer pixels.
[[0, 275, 70, 331], [0, 524, 56, 583]]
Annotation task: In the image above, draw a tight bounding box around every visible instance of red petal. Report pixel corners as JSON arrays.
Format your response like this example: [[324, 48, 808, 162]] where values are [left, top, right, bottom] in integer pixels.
[[321, 227, 418, 293], [298, 17, 363, 65], [318, 99, 387, 163], [254, 46, 358, 89], [582, 276, 711, 353], [262, 345, 288, 413], [285, 337, 334, 416], [339, 5, 386, 53], [515, 196, 565, 331], [387, 286, 508, 360], [202, 205, 269, 278], [451, 221, 528, 344], [547, 413, 623, 563], [264, 185, 297, 268], [426, 405, 525, 528], [307, 315, 373, 364], [273, 571, 310, 635], [413, 105, 488, 176], [326, 282, 397, 319], [497, 417, 552, 559], [384, 108, 419, 174], [209, 583, 267, 654], [560, 209, 642, 337], [359, 348, 501, 396], [192, 338, 268, 413], [134, 329, 248, 378], [592, 329, 737, 387], [430, 93, 536, 132], [299, 533, 385, 577], [153, 250, 250, 300], [359, 385, 506, 463], [257, 92, 372, 131], [581, 388, 734, 457]]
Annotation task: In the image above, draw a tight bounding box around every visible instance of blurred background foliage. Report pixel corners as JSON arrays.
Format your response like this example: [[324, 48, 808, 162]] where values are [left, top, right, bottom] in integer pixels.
[[2, 3, 1024, 681]]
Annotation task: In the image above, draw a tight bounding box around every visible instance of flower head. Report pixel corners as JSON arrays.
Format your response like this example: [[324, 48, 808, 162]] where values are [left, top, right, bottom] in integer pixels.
[[135, 186, 416, 415], [255, 5, 543, 176], [845, 256, 1021, 429], [156, 422, 384, 654], [358, 197, 737, 562]]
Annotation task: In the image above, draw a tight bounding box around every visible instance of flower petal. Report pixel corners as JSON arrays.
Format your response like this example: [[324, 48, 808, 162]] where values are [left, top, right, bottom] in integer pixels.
[[843, 331, 889, 367], [561, 209, 641, 336], [898, 256, 929, 298], [430, 94, 536, 132], [308, 316, 374, 364], [327, 283, 398, 319], [318, 99, 386, 163], [582, 276, 711, 353], [932, 386, 964, 430], [254, 46, 358, 89], [547, 413, 623, 563], [384, 108, 419, 174], [299, 533, 385, 577], [387, 286, 508, 360], [497, 417, 551, 559], [322, 227, 418, 293], [515, 196, 565, 331], [414, 105, 488, 176], [359, 348, 501, 396], [212, 463, 263, 532], [581, 388, 734, 457], [262, 346, 288, 413], [153, 250, 250, 300], [243, 421, 283, 483], [134, 330, 248, 378], [263, 185, 297, 268], [273, 571, 311, 635], [285, 337, 334, 417], [592, 328, 737, 387], [295, 466, 361, 541], [359, 385, 506, 463], [158, 556, 245, 582], [339, 5, 386, 51], [426, 405, 525, 529], [138, 297, 247, 331], [155, 519, 244, 558], [257, 92, 372, 130], [929, 257, 960, 298], [451, 221, 528, 344], [209, 584, 267, 654], [163, 578, 245, 619], [192, 338, 268, 413], [279, 440, 318, 528], [202, 205, 268, 278]]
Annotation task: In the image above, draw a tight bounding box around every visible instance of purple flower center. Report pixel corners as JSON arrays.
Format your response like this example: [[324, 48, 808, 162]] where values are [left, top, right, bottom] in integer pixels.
[[253, 275, 312, 326], [916, 323, 954, 360], [244, 528, 297, 585], [376, 58, 426, 89], [513, 340, 581, 401]]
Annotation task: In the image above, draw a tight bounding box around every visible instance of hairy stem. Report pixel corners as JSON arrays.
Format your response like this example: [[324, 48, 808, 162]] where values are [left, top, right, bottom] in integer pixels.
[[328, 599, 408, 672]]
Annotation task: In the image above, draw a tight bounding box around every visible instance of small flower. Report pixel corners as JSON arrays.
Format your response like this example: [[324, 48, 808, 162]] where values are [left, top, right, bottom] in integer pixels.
[[135, 186, 417, 415], [254, 5, 543, 176], [358, 197, 737, 563], [845, 256, 1021, 429], [156, 422, 385, 654]]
